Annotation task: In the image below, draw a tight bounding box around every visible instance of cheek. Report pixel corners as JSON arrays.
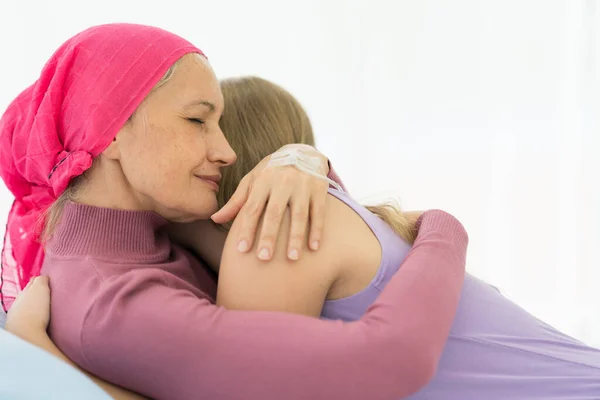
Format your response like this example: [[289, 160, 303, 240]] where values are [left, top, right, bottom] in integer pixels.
[[120, 132, 182, 188], [118, 120, 216, 212], [122, 131, 205, 193]]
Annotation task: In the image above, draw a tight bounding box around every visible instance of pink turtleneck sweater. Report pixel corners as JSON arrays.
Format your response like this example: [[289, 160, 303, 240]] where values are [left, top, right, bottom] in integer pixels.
[[42, 200, 467, 400]]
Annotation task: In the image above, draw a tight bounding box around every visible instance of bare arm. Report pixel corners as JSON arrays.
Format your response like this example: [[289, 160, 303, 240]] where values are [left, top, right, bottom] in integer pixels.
[[216, 195, 348, 316]]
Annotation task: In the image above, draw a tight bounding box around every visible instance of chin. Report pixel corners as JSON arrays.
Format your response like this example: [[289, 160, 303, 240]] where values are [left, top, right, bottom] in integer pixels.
[[186, 196, 220, 220], [156, 195, 219, 223]]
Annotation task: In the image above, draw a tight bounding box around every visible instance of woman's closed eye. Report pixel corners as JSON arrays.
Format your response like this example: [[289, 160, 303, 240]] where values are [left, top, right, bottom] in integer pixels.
[[188, 118, 205, 125]]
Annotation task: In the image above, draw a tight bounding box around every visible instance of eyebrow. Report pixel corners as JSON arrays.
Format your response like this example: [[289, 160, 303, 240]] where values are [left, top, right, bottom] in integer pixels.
[[185, 100, 216, 112]]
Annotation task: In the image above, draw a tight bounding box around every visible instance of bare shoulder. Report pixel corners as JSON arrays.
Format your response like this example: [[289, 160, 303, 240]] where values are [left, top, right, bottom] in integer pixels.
[[217, 194, 381, 314], [321, 194, 383, 300], [216, 195, 364, 314]]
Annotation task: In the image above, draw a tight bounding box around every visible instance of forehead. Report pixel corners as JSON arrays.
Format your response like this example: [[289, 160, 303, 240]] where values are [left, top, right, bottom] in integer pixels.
[[151, 54, 223, 109]]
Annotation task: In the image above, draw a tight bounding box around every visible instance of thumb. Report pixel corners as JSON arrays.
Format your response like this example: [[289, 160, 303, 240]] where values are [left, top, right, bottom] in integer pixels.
[[211, 177, 250, 223], [30, 275, 50, 295], [33, 275, 49, 287]]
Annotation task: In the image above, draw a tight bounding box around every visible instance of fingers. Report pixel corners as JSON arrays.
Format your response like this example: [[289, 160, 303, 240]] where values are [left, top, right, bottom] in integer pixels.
[[285, 179, 311, 260], [211, 176, 250, 224], [14, 276, 50, 308], [225, 158, 331, 262], [34, 275, 49, 288], [212, 154, 271, 224], [22, 276, 49, 293], [252, 172, 326, 262], [233, 178, 270, 255], [308, 180, 329, 251], [255, 178, 294, 261]]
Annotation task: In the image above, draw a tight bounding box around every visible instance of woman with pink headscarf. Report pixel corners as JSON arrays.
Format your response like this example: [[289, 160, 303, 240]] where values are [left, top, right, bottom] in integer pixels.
[[0, 24, 467, 399]]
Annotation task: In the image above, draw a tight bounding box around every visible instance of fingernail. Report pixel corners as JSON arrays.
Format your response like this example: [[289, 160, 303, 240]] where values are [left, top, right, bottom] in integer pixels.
[[258, 248, 270, 260], [288, 249, 299, 260], [238, 240, 249, 252], [310, 241, 320, 250]]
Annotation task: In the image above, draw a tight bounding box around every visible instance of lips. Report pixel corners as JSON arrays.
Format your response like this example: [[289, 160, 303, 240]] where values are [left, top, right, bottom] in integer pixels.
[[194, 174, 221, 191]]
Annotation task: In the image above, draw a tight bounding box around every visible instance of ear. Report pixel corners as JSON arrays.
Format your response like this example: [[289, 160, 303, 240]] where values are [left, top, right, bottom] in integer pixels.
[[101, 132, 123, 160]]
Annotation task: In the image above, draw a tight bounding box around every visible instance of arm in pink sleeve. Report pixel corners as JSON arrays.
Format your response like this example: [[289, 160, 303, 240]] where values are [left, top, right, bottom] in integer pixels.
[[79, 211, 467, 400]]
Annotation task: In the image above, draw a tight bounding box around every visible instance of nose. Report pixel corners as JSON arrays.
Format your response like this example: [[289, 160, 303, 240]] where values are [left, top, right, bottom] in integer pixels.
[[207, 125, 237, 167]]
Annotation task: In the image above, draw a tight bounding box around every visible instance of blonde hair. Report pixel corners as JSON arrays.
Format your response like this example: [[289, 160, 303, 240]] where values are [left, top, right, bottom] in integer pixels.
[[218, 76, 416, 244], [43, 54, 202, 240]]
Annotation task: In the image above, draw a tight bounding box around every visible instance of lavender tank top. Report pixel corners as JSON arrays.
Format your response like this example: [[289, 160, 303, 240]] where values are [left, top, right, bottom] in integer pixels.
[[321, 189, 600, 399], [320, 189, 412, 320]]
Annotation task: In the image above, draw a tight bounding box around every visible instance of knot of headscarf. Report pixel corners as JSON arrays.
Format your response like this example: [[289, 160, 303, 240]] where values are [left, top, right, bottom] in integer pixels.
[[0, 23, 203, 311]]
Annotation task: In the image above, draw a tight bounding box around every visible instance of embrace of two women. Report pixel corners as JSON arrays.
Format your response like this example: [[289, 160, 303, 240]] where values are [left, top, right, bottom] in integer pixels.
[[1, 23, 598, 400]]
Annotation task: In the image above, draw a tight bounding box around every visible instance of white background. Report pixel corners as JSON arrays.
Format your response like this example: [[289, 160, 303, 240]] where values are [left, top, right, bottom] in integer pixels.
[[1, 0, 599, 346]]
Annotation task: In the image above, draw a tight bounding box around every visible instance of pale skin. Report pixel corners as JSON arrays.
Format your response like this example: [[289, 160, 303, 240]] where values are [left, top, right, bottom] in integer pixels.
[[89, 53, 331, 262], [218, 195, 381, 314], [5, 54, 336, 399], [218, 199, 424, 313], [4, 55, 429, 396], [5, 55, 428, 396]]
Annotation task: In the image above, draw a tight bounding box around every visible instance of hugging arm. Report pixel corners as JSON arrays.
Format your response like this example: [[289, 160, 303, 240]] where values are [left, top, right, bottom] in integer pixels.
[[75, 210, 467, 400]]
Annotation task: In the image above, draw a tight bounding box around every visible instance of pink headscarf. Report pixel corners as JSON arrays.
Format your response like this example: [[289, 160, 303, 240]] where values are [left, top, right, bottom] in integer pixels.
[[0, 23, 203, 311]]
